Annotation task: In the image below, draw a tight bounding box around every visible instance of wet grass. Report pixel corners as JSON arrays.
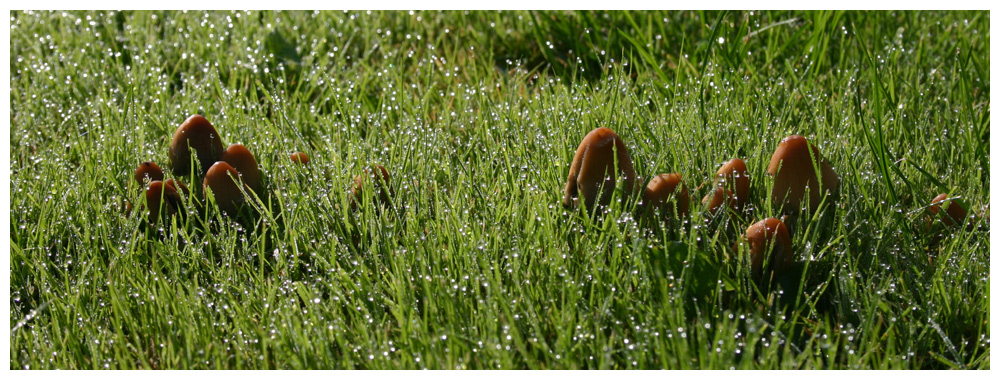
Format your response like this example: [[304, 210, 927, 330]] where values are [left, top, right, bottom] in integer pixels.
[[8, 10, 990, 369]]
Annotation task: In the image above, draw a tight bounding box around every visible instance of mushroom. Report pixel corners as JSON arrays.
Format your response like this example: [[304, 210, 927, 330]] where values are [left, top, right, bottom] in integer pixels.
[[163, 179, 189, 196], [737, 217, 794, 283], [351, 164, 394, 210], [704, 158, 750, 212], [929, 193, 968, 228], [704, 186, 735, 216], [767, 135, 839, 212], [642, 173, 690, 221], [563, 127, 638, 210], [169, 114, 225, 177], [203, 161, 248, 216], [134, 161, 164, 185], [219, 143, 261, 193], [290, 152, 310, 164], [144, 180, 183, 224]]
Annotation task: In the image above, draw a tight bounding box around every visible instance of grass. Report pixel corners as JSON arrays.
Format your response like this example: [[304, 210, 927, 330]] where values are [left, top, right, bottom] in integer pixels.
[[8, 10, 990, 369]]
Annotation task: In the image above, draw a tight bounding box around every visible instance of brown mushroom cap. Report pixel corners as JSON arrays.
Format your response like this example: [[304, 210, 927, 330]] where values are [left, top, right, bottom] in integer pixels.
[[563, 127, 638, 210], [203, 161, 247, 216], [169, 114, 225, 177], [145, 180, 182, 224], [741, 217, 794, 282], [351, 164, 394, 209], [704, 186, 735, 216], [219, 144, 261, 193], [134, 161, 164, 185], [767, 135, 839, 212], [929, 193, 968, 227], [290, 152, 310, 164], [642, 173, 690, 219], [163, 179, 189, 197], [711, 158, 750, 211]]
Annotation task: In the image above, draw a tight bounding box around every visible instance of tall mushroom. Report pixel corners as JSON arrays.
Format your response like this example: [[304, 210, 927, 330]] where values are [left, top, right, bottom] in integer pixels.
[[219, 143, 261, 193], [563, 127, 638, 211], [203, 161, 248, 217], [767, 135, 838, 212], [169, 114, 225, 177]]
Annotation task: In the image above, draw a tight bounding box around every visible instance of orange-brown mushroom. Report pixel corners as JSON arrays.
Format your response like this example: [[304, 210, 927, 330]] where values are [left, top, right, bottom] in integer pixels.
[[705, 158, 750, 212], [144, 180, 183, 224], [642, 173, 690, 220], [203, 161, 248, 216], [563, 127, 638, 210], [704, 186, 735, 216], [290, 152, 310, 164], [929, 193, 968, 228], [738, 217, 794, 283], [134, 161, 164, 185], [163, 179, 189, 196], [767, 135, 839, 212], [219, 144, 261, 193], [351, 164, 394, 210], [169, 114, 225, 177]]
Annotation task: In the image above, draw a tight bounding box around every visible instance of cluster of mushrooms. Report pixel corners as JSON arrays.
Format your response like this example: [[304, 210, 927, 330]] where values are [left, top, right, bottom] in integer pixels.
[[131, 114, 394, 226], [562, 127, 982, 287], [130, 116, 980, 283]]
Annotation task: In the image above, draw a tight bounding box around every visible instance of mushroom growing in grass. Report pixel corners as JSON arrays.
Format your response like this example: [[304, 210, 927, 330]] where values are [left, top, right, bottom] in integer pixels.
[[704, 158, 750, 213], [219, 144, 261, 193], [169, 114, 225, 177], [642, 173, 690, 222], [767, 135, 839, 213], [736, 217, 794, 284], [563, 127, 638, 211], [351, 164, 394, 211], [290, 152, 310, 165], [163, 178, 194, 208], [928, 193, 968, 228], [134, 161, 164, 185], [203, 161, 249, 217], [163, 179, 189, 196], [704, 186, 735, 216], [144, 180, 183, 224]]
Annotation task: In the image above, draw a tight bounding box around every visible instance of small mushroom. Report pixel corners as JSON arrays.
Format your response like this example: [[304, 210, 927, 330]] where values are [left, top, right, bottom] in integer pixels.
[[928, 193, 968, 228], [169, 114, 225, 177], [144, 180, 183, 224], [134, 161, 164, 185], [704, 186, 735, 216], [737, 217, 794, 283], [163, 179, 189, 196], [351, 164, 394, 210], [219, 144, 261, 193], [290, 152, 310, 164], [642, 173, 690, 221], [767, 135, 839, 212], [704, 158, 750, 212], [563, 127, 638, 210], [203, 161, 248, 216]]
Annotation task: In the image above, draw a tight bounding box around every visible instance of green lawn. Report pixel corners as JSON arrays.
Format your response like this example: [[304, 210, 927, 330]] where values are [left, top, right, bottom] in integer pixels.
[[8, 10, 990, 369]]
